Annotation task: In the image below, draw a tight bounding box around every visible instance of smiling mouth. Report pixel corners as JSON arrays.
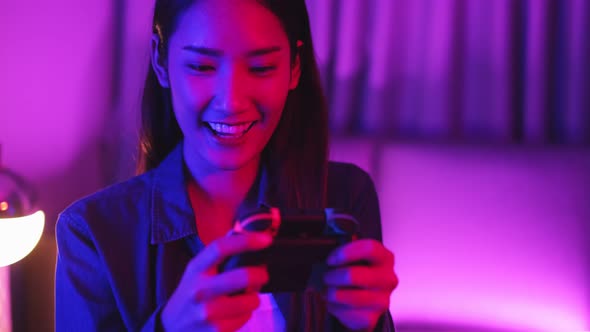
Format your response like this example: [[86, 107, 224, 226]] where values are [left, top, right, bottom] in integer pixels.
[[204, 121, 257, 138]]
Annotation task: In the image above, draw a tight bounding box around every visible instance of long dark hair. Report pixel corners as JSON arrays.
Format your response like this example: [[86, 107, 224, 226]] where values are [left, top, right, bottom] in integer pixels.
[[137, 0, 328, 210]]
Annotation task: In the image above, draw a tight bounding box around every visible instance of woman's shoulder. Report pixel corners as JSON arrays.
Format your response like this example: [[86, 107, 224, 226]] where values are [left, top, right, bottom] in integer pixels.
[[327, 161, 375, 191], [57, 171, 156, 231], [327, 161, 382, 240], [326, 161, 377, 205]]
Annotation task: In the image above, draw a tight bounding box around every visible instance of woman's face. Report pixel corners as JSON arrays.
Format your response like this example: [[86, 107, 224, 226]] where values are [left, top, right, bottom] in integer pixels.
[[153, 0, 300, 171]]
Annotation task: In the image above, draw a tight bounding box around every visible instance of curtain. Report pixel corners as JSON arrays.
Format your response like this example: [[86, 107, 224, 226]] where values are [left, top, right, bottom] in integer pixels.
[[306, 0, 590, 144]]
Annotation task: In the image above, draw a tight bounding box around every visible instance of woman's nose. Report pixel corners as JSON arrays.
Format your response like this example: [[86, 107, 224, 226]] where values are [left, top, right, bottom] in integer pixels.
[[212, 68, 251, 113]]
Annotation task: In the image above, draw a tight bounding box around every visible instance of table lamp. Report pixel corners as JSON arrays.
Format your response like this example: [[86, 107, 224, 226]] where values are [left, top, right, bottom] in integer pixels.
[[0, 146, 45, 332]]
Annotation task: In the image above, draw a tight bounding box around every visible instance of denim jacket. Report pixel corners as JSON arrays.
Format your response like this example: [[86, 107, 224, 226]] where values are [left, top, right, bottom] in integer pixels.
[[55, 143, 395, 331]]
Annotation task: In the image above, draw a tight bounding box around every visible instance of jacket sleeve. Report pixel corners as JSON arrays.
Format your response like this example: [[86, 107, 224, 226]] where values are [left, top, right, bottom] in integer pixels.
[[351, 165, 383, 242], [55, 213, 127, 331], [351, 166, 396, 332], [55, 213, 168, 332]]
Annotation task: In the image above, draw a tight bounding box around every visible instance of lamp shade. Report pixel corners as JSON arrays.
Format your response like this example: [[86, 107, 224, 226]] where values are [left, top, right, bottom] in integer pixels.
[[0, 168, 45, 267], [0, 211, 45, 268]]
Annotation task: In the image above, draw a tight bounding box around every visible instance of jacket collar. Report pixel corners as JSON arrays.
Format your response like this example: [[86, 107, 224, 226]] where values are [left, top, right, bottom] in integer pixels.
[[150, 141, 273, 244]]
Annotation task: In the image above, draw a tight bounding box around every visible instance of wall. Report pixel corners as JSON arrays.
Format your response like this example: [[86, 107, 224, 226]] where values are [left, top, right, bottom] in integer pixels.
[[330, 139, 590, 332], [0, 1, 113, 330]]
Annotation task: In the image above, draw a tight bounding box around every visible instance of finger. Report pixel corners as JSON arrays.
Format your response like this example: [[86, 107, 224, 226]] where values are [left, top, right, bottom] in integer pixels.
[[327, 239, 394, 267], [323, 288, 389, 310], [198, 293, 261, 322], [323, 266, 397, 290], [216, 314, 254, 332], [194, 266, 269, 301], [187, 233, 273, 274]]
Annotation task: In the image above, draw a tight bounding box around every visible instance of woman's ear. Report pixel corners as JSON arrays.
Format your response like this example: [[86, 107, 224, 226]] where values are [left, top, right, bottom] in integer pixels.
[[289, 40, 303, 90], [151, 34, 170, 88]]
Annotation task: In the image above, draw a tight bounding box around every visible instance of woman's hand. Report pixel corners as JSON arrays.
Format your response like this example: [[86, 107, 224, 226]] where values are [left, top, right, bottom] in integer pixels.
[[323, 239, 398, 331], [161, 233, 272, 332]]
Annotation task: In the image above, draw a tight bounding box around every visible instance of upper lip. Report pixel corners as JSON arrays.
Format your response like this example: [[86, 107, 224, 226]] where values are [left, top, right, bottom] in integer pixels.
[[204, 120, 257, 126]]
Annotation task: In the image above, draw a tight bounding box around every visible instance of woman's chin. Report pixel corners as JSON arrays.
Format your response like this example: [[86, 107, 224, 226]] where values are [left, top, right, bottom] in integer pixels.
[[184, 130, 267, 172], [207, 151, 261, 172]]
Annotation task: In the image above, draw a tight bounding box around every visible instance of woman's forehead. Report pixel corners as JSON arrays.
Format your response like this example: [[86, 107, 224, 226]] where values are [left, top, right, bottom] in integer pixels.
[[170, 0, 289, 52]]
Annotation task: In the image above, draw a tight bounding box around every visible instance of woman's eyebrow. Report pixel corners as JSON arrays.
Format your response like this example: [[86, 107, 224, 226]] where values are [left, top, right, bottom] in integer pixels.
[[182, 45, 223, 56], [246, 46, 282, 57]]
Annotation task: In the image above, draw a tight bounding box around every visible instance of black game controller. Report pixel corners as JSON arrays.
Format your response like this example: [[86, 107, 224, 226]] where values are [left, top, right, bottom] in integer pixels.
[[220, 207, 359, 293]]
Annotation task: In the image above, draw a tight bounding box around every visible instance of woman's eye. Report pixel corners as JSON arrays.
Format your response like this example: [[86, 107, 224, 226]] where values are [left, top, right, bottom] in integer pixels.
[[188, 64, 215, 73], [250, 65, 276, 75]]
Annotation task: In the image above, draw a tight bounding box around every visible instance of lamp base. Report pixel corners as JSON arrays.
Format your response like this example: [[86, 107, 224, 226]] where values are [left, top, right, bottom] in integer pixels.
[[0, 266, 10, 332]]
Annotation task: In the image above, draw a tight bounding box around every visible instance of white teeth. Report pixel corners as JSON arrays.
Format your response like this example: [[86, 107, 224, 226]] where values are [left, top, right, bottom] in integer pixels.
[[208, 122, 253, 136]]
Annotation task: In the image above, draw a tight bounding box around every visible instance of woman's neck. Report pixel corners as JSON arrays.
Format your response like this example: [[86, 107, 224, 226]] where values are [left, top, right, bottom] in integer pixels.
[[183, 146, 260, 210]]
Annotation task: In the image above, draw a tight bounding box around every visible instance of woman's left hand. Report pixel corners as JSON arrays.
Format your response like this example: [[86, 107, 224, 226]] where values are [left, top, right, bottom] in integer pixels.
[[323, 239, 398, 331]]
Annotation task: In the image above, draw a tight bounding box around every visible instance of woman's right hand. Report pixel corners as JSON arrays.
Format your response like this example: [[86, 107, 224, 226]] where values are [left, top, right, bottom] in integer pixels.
[[160, 233, 272, 332]]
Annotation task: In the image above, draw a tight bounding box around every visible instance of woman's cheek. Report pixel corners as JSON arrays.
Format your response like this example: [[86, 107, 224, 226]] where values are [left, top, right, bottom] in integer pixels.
[[183, 78, 214, 109], [258, 80, 290, 114]]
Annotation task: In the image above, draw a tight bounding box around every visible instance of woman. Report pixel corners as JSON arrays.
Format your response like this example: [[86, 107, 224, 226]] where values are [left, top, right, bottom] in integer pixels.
[[55, 0, 398, 331]]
